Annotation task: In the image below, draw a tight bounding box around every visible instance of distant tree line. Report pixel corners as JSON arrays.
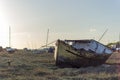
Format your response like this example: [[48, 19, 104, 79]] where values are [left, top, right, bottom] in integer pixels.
[[107, 41, 120, 48]]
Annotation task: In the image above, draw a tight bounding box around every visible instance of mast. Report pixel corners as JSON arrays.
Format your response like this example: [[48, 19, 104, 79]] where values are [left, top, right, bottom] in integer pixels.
[[46, 29, 49, 47], [119, 32, 120, 43], [9, 26, 11, 48], [98, 29, 108, 42], [119, 32, 120, 48]]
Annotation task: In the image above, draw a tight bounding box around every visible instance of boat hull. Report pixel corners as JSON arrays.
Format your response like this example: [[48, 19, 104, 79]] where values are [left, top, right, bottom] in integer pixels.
[[54, 40, 111, 68]]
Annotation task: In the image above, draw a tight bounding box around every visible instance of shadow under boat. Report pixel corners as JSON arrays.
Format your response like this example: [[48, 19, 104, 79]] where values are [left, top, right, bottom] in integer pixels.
[[54, 39, 113, 68]]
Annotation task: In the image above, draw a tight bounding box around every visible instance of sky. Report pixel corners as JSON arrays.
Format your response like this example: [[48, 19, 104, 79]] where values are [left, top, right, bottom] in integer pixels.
[[0, 0, 120, 49]]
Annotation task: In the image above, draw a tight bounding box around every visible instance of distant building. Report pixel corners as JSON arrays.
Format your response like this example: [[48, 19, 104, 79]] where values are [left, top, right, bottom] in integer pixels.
[[116, 42, 120, 52], [108, 42, 120, 52]]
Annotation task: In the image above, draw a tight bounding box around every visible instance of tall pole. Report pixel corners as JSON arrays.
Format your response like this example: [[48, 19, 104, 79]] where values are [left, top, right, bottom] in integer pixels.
[[9, 26, 11, 48], [119, 32, 120, 47], [119, 32, 120, 43], [46, 29, 49, 47], [98, 29, 108, 42]]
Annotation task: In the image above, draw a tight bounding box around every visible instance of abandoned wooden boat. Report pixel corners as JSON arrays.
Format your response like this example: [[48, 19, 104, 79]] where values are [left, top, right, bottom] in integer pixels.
[[54, 39, 113, 68]]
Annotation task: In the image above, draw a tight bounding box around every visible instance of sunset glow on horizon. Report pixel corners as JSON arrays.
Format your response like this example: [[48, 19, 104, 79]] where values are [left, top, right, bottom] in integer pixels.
[[0, 0, 120, 49]]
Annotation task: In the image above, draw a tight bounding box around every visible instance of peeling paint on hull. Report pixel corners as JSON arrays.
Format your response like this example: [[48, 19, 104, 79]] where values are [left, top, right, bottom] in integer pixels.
[[54, 40, 112, 68]]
